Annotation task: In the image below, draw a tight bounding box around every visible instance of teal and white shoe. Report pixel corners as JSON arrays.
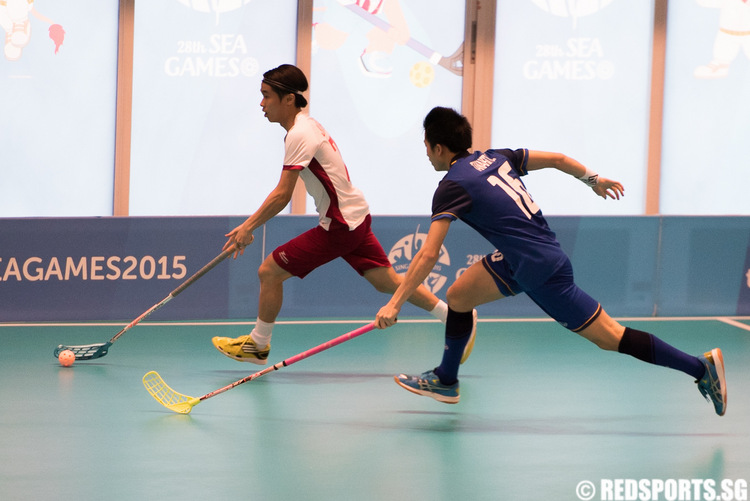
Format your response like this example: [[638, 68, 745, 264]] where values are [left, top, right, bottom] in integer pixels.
[[696, 348, 727, 416], [394, 370, 459, 404]]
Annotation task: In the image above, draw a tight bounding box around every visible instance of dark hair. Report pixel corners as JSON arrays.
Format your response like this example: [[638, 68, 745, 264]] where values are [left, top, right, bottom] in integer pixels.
[[423, 107, 472, 153], [262, 64, 309, 108]]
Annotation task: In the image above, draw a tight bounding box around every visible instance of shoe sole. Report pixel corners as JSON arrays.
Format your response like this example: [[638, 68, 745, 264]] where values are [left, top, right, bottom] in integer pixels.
[[710, 348, 727, 416], [460, 309, 478, 365], [393, 375, 459, 404]]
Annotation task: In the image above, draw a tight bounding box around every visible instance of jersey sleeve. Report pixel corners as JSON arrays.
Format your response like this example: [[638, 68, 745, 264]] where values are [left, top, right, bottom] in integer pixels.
[[492, 148, 529, 176], [431, 179, 472, 222], [283, 126, 318, 172]]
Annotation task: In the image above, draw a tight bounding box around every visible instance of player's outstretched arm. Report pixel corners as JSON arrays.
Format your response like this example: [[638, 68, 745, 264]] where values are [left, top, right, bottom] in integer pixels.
[[526, 150, 624, 200]]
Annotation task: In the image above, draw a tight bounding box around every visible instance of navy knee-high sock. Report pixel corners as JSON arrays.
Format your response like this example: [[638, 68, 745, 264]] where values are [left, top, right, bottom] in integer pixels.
[[434, 308, 473, 386], [618, 327, 705, 380]]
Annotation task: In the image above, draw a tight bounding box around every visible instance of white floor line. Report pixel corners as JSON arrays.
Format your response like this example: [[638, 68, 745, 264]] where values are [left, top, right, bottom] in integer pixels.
[[716, 316, 750, 332]]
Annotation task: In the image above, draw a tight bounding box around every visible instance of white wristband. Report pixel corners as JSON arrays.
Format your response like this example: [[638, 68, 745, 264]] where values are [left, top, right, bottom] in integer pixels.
[[578, 167, 599, 187]]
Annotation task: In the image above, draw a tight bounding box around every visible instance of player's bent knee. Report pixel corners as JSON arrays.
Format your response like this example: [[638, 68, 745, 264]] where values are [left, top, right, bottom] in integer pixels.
[[586, 315, 625, 352], [578, 327, 622, 352], [257, 262, 272, 281], [257, 257, 287, 284], [446, 285, 474, 312]]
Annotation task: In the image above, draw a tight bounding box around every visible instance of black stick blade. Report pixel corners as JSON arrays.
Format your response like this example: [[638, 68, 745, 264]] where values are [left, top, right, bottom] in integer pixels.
[[54, 342, 112, 360]]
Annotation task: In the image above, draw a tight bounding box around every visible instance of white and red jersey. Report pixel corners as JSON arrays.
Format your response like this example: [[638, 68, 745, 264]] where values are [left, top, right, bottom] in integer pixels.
[[283, 113, 370, 231]]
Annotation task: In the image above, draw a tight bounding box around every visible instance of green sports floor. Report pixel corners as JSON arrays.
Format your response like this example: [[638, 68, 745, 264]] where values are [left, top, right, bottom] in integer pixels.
[[1, 317, 748, 501]]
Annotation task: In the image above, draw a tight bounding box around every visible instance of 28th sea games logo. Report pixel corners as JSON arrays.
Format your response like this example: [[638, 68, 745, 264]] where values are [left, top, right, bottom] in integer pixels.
[[168, 0, 258, 77]]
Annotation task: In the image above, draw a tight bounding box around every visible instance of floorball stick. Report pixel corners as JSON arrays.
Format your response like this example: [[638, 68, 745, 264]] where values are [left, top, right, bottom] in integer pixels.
[[337, 0, 463, 75], [143, 323, 376, 414], [53, 248, 234, 361]]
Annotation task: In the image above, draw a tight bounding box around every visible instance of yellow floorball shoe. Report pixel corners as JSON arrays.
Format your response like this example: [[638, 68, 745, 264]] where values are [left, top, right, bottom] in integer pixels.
[[212, 335, 270, 365]]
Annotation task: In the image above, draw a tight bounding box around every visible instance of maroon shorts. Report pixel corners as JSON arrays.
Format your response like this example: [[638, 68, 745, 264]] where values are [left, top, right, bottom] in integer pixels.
[[272, 215, 391, 278]]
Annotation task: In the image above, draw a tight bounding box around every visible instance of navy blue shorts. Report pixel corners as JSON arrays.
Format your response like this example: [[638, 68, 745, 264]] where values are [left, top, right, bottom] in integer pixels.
[[481, 252, 601, 332]]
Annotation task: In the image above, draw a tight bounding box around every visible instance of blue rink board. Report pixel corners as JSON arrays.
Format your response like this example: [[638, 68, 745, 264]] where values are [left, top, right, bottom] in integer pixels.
[[0, 216, 748, 321]]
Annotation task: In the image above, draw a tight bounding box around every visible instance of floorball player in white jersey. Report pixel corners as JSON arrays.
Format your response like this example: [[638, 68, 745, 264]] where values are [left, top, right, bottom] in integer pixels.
[[212, 64, 476, 365]]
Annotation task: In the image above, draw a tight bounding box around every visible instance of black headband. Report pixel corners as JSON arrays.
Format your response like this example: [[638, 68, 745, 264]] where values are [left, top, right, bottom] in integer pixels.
[[262, 78, 305, 96]]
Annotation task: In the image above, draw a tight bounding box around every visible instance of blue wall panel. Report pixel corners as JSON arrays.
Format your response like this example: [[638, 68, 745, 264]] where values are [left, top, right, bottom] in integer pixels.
[[657, 217, 750, 316], [0, 217, 256, 322], [1, 216, 748, 322]]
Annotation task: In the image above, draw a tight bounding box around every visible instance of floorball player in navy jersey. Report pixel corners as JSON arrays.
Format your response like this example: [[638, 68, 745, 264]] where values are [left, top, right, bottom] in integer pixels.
[[374, 106, 727, 416]]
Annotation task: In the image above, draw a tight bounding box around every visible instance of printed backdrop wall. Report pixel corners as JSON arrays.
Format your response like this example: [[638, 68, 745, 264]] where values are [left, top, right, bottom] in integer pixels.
[[1, 216, 749, 322]]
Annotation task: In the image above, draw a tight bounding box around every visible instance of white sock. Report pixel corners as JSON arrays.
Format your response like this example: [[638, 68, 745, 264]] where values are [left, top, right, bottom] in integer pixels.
[[429, 300, 448, 323], [250, 319, 274, 348]]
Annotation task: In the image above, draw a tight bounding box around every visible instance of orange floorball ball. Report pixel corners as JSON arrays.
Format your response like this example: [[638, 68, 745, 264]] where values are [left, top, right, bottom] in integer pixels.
[[58, 350, 75, 367]]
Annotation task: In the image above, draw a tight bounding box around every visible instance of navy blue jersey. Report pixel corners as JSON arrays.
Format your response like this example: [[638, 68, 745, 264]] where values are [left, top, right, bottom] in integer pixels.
[[431, 148, 568, 289]]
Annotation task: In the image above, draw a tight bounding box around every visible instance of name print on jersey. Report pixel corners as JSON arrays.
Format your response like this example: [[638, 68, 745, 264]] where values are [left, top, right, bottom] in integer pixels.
[[470, 154, 497, 172]]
